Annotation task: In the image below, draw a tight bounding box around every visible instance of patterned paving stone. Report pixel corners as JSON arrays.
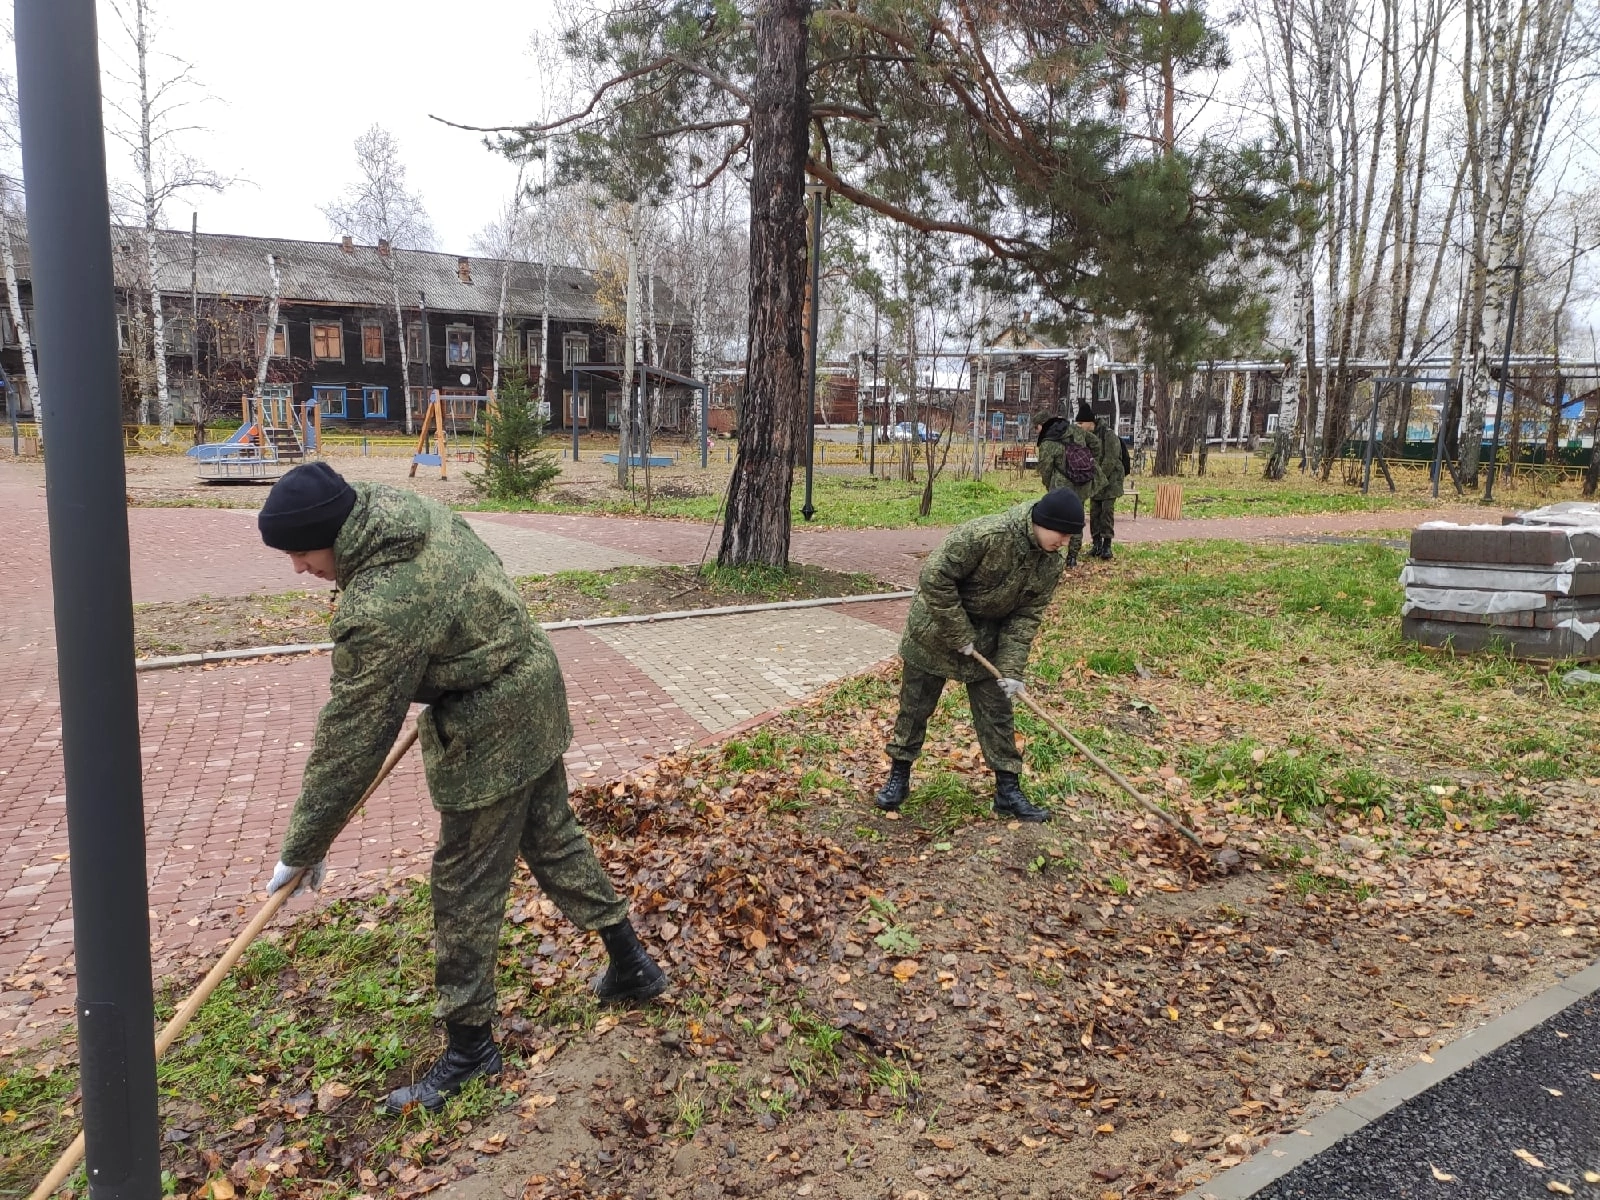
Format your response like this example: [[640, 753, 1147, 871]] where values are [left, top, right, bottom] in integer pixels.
[[461, 518, 662, 577], [590, 607, 900, 731]]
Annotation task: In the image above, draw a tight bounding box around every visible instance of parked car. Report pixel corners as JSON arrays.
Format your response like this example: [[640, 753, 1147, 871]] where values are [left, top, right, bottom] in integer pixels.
[[885, 421, 941, 443]]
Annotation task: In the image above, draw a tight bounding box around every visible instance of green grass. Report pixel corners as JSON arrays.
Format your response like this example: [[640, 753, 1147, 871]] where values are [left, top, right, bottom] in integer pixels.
[[901, 771, 990, 837], [467, 454, 1435, 528]]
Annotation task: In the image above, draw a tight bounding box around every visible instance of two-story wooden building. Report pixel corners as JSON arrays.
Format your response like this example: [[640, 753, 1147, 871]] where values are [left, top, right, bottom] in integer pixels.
[[71, 228, 689, 432]]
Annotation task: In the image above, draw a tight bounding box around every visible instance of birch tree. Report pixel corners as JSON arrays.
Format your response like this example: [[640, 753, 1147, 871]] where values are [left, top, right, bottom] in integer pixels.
[[0, 65, 40, 434], [322, 125, 434, 435], [105, 0, 223, 444]]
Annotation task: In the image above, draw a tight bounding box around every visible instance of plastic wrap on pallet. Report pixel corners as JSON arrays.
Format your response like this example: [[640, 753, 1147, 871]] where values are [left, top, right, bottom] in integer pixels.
[[1504, 501, 1600, 528], [1398, 559, 1584, 594], [1401, 587, 1550, 617], [1558, 616, 1600, 641]]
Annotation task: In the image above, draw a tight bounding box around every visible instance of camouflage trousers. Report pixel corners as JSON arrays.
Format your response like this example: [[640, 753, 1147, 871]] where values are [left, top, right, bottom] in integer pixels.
[[1091, 496, 1117, 543], [433, 756, 628, 1026], [1067, 482, 1093, 555], [886, 662, 1024, 776]]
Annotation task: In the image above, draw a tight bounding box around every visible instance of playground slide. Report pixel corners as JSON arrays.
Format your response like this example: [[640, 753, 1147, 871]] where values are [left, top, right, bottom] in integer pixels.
[[186, 423, 254, 460]]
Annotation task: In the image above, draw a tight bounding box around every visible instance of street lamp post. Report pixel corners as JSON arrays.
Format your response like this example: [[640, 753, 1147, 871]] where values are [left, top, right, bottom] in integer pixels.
[[1483, 263, 1524, 504], [802, 183, 824, 522], [16, 0, 164, 1192]]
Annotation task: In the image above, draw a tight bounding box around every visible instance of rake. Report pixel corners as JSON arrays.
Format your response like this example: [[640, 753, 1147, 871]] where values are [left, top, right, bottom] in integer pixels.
[[27, 723, 422, 1200]]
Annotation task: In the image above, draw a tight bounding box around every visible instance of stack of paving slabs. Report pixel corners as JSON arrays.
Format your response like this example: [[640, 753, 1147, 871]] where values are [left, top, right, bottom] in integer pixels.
[[1400, 502, 1600, 661]]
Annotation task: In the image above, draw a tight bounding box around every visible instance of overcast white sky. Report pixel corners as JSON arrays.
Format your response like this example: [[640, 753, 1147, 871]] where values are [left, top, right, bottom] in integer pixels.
[[88, 0, 568, 253]]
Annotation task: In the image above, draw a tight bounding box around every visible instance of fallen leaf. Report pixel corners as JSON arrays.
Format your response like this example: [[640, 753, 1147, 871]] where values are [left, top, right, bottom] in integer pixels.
[[1095, 1123, 1115, 1134], [1516, 1149, 1548, 1168], [1544, 1087, 1563, 1097], [747, 929, 768, 950], [1547, 1182, 1573, 1195], [921, 1135, 955, 1150], [892, 959, 921, 982], [1584, 1172, 1600, 1184], [593, 1015, 620, 1036], [315, 1080, 352, 1113], [208, 1181, 237, 1200], [1430, 1163, 1456, 1182], [1170, 1129, 1192, 1145]]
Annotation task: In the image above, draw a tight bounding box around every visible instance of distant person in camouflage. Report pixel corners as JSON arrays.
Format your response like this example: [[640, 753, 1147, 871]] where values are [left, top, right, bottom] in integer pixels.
[[1035, 413, 1102, 567], [1081, 403, 1128, 560], [256, 463, 665, 1115], [873, 488, 1083, 823]]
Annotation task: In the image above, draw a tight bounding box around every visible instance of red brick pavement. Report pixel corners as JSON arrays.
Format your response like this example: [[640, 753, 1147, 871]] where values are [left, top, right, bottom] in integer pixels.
[[469, 511, 717, 565]]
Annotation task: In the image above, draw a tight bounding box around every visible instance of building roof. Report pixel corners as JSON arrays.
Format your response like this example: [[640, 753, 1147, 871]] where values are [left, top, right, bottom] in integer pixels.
[[11, 227, 628, 323]]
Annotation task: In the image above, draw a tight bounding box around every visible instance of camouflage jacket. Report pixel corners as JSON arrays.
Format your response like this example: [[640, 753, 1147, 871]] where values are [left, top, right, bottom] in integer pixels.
[[1037, 420, 1104, 495], [280, 484, 571, 866], [1092, 417, 1126, 501], [900, 502, 1066, 683]]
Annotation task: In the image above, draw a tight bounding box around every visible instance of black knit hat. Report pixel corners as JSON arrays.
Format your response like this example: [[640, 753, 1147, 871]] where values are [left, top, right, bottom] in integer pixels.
[[258, 462, 358, 552], [1075, 400, 1095, 423], [1031, 487, 1085, 535]]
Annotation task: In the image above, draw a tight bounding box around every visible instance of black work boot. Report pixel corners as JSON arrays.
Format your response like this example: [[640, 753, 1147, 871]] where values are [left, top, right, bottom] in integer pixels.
[[384, 1021, 502, 1113], [595, 919, 668, 1003], [1066, 546, 1080, 568], [874, 759, 912, 811], [1101, 537, 1115, 561], [993, 772, 1052, 823]]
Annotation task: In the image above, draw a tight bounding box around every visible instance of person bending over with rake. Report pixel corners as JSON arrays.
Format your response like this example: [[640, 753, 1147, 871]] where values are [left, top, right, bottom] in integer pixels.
[[873, 487, 1083, 824], [256, 462, 665, 1114]]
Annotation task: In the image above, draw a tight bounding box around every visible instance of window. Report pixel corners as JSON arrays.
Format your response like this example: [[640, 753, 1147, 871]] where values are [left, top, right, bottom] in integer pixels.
[[605, 335, 622, 363], [562, 389, 589, 421], [362, 321, 385, 362], [446, 325, 475, 366], [407, 323, 424, 363], [992, 371, 1005, 402], [1266, 413, 1280, 433], [1018, 371, 1032, 406], [166, 316, 195, 355], [526, 330, 546, 369], [312, 322, 344, 361], [117, 315, 131, 353], [256, 322, 288, 358], [363, 387, 388, 418], [563, 333, 589, 372], [314, 386, 347, 417], [444, 394, 478, 421], [215, 317, 242, 360]]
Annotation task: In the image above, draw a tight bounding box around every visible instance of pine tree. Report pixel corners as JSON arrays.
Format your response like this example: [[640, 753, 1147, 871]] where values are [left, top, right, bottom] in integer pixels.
[[474, 355, 560, 502]]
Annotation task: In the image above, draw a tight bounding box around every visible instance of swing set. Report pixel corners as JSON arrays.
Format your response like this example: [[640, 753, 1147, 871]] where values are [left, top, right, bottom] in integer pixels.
[[410, 389, 491, 479]]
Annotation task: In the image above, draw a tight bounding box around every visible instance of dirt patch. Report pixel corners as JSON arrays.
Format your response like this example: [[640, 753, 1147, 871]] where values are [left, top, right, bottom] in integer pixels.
[[134, 591, 334, 657], [132, 565, 896, 657], [519, 564, 894, 623]]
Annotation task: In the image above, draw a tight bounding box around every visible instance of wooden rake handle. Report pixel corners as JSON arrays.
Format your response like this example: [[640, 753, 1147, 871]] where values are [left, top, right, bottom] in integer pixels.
[[968, 649, 1204, 848], [28, 723, 422, 1200]]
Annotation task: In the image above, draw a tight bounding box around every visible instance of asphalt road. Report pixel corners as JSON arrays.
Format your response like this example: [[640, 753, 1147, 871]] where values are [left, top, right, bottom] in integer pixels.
[[1252, 997, 1600, 1199]]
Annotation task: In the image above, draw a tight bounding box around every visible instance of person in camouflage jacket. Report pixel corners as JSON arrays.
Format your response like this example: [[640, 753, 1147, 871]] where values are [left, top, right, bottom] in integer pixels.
[[873, 489, 1084, 823], [256, 463, 665, 1116], [1081, 404, 1127, 560], [1036, 414, 1102, 566]]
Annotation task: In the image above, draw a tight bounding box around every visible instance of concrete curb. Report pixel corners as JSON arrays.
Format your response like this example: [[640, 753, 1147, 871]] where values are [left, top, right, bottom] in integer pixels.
[[132, 591, 914, 673], [1178, 959, 1600, 1200]]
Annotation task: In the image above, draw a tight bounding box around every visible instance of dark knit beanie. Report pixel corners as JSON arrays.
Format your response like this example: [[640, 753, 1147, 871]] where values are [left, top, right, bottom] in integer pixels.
[[258, 462, 358, 552], [1031, 487, 1085, 535], [1075, 400, 1095, 423]]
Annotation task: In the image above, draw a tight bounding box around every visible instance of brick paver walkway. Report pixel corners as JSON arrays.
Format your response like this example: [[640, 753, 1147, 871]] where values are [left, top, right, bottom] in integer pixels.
[[0, 459, 1484, 1044]]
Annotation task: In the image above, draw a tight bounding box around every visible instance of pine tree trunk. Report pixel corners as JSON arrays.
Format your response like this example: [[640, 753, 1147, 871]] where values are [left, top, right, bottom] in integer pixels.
[[718, 0, 810, 568]]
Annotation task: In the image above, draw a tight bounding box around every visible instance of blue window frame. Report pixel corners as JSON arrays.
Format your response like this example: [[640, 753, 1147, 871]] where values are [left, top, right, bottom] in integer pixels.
[[363, 387, 388, 418], [314, 385, 347, 417]]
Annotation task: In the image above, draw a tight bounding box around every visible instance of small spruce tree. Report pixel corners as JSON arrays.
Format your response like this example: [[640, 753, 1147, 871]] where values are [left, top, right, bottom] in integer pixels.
[[473, 353, 560, 501]]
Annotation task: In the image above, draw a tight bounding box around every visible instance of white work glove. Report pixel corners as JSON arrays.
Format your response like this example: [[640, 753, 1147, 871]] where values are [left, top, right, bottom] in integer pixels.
[[958, 642, 976, 657], [266, 860, 325, 899], [998, 678, 1026, 700]]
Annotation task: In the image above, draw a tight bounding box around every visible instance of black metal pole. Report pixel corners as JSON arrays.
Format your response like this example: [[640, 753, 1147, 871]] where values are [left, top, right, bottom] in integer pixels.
[[571, 364, 580, 461], [801, 185, 823, 521], [1484, 263, 1523, 503], [700, 383, 709, 468], [1361, 383, 1382, 494], [15, 0, 163, 1194]]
